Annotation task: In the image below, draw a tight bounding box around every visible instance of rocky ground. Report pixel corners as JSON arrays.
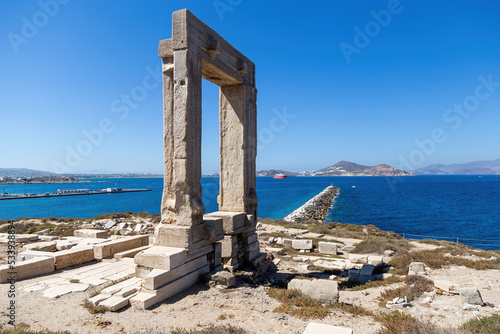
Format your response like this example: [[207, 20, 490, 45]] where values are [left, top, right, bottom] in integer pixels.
[[0, 217, 499, 334]]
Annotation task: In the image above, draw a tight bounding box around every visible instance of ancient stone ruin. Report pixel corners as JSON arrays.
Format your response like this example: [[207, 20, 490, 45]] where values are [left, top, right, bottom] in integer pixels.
[[130, 9, 263, 309]]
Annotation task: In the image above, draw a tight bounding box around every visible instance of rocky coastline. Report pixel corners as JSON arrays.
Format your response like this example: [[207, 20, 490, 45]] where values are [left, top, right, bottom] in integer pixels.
[[284, 185, 339, 223]]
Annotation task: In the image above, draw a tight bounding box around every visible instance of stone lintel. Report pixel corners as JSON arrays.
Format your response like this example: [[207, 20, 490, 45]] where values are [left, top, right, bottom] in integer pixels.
[[170, 9, 255, 87]]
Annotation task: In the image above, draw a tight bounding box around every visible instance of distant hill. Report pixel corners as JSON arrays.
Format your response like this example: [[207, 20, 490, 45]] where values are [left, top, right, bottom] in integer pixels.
[[0, 168, 56, 178], [257, 161, 414, 177], [415, 159, 500, 175]]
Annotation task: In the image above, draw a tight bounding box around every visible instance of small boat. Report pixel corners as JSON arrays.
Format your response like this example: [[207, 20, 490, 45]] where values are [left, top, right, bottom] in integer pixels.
[[273, 173, 288, 179]]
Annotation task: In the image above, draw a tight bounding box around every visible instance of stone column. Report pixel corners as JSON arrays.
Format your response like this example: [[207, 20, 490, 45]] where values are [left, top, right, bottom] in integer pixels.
[[160, 57, 175, 224], [171, 49, 204, 227], [219, 84, 258, 217]]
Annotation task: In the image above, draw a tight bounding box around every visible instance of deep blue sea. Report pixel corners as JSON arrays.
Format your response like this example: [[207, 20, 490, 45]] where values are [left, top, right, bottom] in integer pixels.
[[1, 176, 499, 249]]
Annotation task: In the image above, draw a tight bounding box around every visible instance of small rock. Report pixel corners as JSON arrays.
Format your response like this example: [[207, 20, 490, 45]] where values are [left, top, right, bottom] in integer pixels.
[[459, 287, 484, 305], [268, 237, 275, 243], [273, 258, 281, 266], [424, 297, 433, 303], [384, 250, 395, 257], [463, 304, 479, 311], [444, 253, 453, 257], [408, 262, 427, 276], [256, 222, 263, 229], [443, 305, 454, 311], [342, 245, 356, 252], [329, 275, 337, 280]]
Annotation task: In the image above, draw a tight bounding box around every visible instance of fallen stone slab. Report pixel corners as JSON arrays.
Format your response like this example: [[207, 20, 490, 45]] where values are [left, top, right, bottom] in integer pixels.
[[288, 279, 339, 304], [368, 255, 384, 266], [301, 232, 324, 239], [131, 264, 209, 309], [303, 322, 353, 334], [318, 242, 338, 255], [101, 277, 143, 296], [201, 270, 236, 287], [43, 283, 89, 298], [49, 247, 95, 270], [342, 245, 356, 252], [292, 239, 313, 250], [313, 260, 347, 271], [88, 294, 110, 306], [360, 264, 375, 276], [23, 241, 57, 252], [0, 257, 54, 283], [265, 247, 284, 255], [99, 295, 133, 311], [94, 235, 149, 259], [74, 229, 107, 239], [408, 262, 427, 275], [348, 254, 368, 264], [38, 236, 59, 242], [134, 246, 186, 270], [144, 256, 208, 290], [460, 287, 484, 305], [105, 220, 117, 229]]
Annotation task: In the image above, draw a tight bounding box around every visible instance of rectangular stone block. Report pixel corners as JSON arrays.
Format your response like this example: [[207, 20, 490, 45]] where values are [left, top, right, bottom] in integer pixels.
[[0, 257, 54, 283], [204, 211, 246, 234], [349, 254, 368, 264], [246, 241, 259, 253], [144, 255, 207, 290], [218, 235, 238, 258], [134, 246, 186, 270], [292, 239, 313, 250], [360, 264, 375, 276], [245, 233, 258, 245], [245, 246, 260, 261], [52, 246, 95, 269], [318, 242, 337, 255], [93, 235, 149, 259], [99, 295, 131, 312], [74, 229, 107, 239], [131, 264, 209, 309]]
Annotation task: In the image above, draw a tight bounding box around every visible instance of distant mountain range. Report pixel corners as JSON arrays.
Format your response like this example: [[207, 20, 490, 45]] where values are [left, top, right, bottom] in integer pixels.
[[414, 159, 500, 175], [0, 168, 56, 178], [3, 159, 499, 178], [257, 161, 414, 177]]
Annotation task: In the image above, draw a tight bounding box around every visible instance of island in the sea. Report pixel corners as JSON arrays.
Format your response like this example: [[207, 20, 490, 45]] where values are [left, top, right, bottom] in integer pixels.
[[257, 160, 414, 177]]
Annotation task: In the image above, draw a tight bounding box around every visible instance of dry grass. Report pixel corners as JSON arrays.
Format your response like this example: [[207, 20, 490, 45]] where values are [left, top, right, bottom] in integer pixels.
[[267, 288, 331, 320], [375, 311, 457, 334], [341, 275, 404, 291], [351, 236, 411, 257], [0, 323, 71, 334], [375, 312, 500, 334], [168, 325, 248, 334], [333, 302, 374, 316], [379, 275, 434, 303], [82, 299, 107, 314], [460, 314, 500, 334], [389, 249, 500, 275]]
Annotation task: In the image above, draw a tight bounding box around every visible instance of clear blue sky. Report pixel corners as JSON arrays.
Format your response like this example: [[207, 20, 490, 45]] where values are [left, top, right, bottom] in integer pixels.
[[1, 0, 499, 174]]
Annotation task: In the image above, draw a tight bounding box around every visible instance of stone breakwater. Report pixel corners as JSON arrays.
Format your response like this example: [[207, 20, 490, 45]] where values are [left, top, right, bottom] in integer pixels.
[[284, 186, 339, 223]]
